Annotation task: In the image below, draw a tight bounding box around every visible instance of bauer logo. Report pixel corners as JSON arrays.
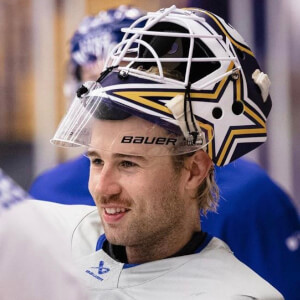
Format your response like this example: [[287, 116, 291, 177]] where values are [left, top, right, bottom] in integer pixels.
[[121, 136, 178, 146], [85, 260, 110, 281]]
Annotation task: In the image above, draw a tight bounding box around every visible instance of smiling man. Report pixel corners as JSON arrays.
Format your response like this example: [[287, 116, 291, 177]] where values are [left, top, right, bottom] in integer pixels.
[[86, 115, 213, 264], [42, 5, 285, 299]]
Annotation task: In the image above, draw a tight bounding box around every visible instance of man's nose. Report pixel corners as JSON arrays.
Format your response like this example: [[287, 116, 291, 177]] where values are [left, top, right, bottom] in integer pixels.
[[95, 165, 122, 197]]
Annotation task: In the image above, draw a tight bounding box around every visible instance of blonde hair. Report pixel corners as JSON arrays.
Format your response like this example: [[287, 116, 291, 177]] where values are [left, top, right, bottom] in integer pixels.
[[196, 165, 219, 215], [172, 154, 219, 216]]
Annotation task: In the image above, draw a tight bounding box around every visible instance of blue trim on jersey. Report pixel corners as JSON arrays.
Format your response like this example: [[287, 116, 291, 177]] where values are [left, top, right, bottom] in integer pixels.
[[96, 234, 139, 268], [123, 263, 140, 269], [96, 233, 214, 269], [96, 234, 107, 251]]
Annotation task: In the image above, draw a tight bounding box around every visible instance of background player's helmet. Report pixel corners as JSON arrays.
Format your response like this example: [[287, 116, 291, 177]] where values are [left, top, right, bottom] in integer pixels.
[[52, 5, 272, 166], [64, 5, 145, 99]]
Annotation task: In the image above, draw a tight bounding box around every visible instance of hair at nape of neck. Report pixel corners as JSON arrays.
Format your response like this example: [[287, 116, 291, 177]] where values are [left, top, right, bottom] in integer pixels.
[[171, 152, 219, 215]]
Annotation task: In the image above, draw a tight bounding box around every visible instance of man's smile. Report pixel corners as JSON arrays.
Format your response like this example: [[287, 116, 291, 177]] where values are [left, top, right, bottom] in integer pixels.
[[102, 205, 131, 224]]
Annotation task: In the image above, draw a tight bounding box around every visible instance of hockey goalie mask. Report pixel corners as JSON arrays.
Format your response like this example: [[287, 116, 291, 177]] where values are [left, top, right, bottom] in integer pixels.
[[52, 5, 272, 166]]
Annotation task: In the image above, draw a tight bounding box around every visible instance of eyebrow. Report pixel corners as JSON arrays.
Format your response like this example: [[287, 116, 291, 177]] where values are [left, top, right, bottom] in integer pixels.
[[86, 150, 148, 162], [86, 150, 100, 158]]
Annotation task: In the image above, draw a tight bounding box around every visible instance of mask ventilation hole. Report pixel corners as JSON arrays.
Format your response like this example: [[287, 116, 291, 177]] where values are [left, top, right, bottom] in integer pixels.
[[232, 101, 244, 115], [236, 49, 246, 61], [212, 107, 223, 119]]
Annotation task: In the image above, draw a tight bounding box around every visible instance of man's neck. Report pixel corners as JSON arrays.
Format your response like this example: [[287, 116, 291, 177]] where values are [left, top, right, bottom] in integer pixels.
[[125, 205, 201, 264], [126, 236, 191, 264], [103, 228, 206, 264], [125, 228, 202, 264]]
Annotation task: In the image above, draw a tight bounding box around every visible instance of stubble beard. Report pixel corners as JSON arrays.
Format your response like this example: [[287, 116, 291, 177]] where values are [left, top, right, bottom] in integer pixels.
[[101, 175, 186, 252]]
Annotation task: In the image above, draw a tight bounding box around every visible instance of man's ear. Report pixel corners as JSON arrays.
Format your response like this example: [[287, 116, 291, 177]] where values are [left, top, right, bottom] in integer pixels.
[[184, 151, 212, 191]]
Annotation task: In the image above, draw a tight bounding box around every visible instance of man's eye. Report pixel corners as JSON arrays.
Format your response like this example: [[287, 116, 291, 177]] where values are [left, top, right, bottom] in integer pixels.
[[91, 158, 103, 166], [120, 160, 138, 168]]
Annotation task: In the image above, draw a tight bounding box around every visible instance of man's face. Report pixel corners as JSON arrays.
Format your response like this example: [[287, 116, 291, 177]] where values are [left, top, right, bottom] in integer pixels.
[[87, 116, 190, 247]]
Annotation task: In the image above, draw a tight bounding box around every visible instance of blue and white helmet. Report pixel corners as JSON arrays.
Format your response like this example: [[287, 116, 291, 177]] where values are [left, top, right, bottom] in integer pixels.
[[70, 5, 145, 71], [53, 6, 272, 166], [64, 6, 145, 99]]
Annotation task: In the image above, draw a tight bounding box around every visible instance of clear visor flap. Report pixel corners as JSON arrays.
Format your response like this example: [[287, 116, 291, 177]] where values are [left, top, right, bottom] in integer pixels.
[[51, 81, 212, 157]]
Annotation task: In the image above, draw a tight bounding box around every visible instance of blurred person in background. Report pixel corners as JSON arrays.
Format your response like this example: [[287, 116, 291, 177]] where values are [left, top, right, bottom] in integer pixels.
[[29, 4, 300, 300], [0, 168, 87, 300]]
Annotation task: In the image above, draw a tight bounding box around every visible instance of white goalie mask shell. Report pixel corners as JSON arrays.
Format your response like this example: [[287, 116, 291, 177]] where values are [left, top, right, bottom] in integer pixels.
[[52, 5, 272, 166]]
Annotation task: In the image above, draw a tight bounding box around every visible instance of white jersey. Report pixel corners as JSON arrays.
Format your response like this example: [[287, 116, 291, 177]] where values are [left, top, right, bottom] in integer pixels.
[[31, 200, 284, 300], [0, 169, 87, 300]]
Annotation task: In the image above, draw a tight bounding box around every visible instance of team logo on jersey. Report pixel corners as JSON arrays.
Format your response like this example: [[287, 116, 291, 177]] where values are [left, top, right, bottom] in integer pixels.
[[85, 260, 110, 281]]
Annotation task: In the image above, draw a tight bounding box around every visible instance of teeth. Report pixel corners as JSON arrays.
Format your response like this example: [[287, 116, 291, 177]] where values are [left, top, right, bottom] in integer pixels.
[[105, 208, 127, 215]]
